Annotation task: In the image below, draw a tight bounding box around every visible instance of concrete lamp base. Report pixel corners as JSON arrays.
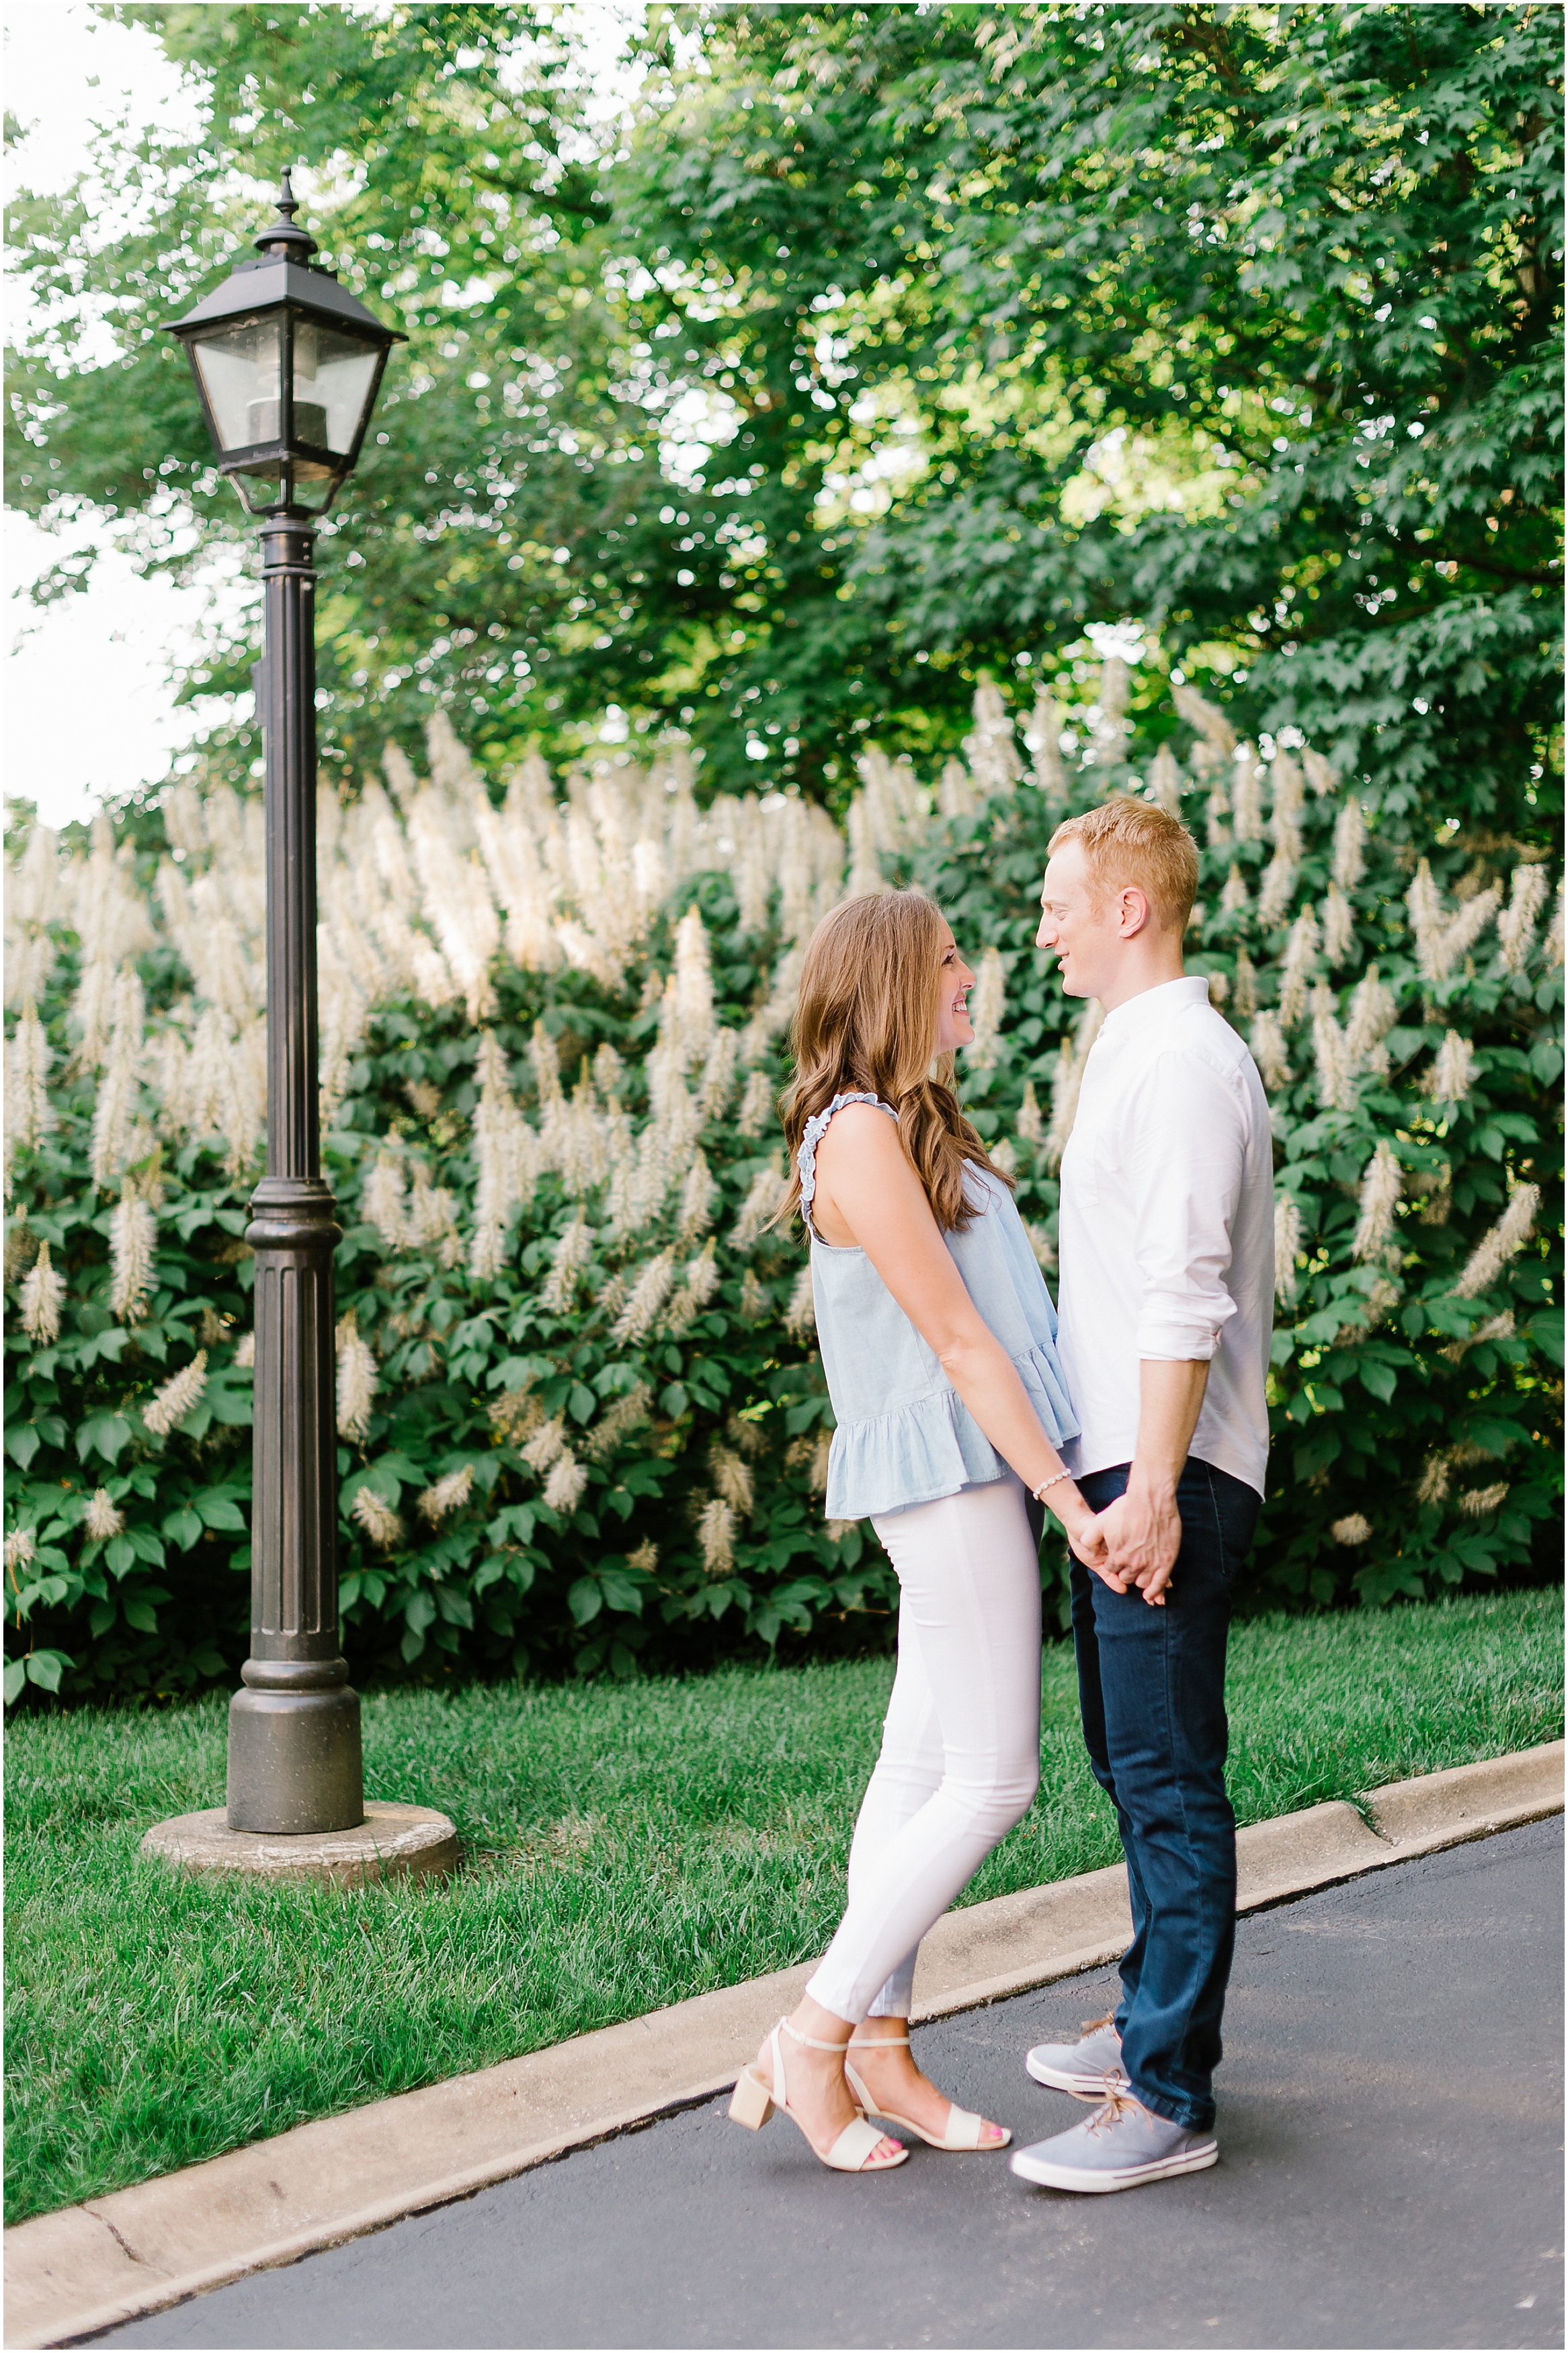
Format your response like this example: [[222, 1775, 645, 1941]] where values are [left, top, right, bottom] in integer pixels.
[[140, 1802, 459, 1888]]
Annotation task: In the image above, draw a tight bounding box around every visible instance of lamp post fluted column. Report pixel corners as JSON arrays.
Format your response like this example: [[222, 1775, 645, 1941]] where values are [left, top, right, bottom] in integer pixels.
[[225, 510, 363, 1833]]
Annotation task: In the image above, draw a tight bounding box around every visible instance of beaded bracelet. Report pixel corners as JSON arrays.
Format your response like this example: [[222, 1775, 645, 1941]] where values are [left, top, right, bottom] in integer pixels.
[[1031, 1470, 1072, 1502]]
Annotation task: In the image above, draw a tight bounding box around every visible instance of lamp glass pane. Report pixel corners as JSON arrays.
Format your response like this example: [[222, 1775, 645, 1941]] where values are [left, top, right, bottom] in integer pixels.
[[189, 317, 283, 454], [293, 322, 381, 455]]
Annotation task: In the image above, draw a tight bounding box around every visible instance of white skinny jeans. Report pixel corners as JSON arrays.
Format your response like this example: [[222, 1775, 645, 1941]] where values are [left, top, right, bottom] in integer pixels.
[[805, 1472, 1042, 2024]]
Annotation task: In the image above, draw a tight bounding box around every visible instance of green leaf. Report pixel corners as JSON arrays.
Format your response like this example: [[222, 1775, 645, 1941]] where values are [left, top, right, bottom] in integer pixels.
[[568, 1576, 604, 1626], [617, 1462, 665, 1497], [75, 1328, 130, 1369], [198, 1496, 247, 1531], [487, 1503, 538, 1546], [204, 1379, 255, 1428], [1528, 1308, 1565, 1367], [76, 1414, 132, 1467], [1460, 1417, 1525, 1459]]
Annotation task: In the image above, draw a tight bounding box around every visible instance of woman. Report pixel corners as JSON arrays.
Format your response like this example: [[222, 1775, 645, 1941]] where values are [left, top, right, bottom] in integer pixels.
[[729, 889, 1108, 2176]]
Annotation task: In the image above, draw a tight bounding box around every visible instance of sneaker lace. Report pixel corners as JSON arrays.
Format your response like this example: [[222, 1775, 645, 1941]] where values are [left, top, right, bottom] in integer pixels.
[[1079, 2009, 1118, 2038], [1084, 2083, 1145, 2138]]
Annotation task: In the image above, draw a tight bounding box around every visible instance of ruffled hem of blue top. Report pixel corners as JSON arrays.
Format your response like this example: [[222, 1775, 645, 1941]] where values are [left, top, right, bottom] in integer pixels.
[[824, 1339, 1079, 1523]]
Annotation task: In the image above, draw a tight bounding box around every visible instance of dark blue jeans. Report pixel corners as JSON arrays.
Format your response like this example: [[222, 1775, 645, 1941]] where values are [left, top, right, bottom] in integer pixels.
[[1071, 1457, 1261, 2132]]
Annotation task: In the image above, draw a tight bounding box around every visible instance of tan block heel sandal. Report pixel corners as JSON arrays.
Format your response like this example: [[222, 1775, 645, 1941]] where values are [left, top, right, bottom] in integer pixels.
[[729, 2018, 909, 2173]]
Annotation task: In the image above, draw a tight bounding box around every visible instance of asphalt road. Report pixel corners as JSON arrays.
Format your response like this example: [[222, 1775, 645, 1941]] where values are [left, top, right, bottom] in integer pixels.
[[99, 1817, 1564, 2352]]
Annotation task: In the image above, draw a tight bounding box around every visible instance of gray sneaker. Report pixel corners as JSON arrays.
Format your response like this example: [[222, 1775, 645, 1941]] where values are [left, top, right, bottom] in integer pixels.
[[1011, 2089, 1218, 2194], [1024, 2009, 1128, 2100]]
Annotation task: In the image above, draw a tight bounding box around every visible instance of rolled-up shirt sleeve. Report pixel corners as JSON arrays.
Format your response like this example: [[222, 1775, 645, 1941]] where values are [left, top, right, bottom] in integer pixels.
[[1126, 1049, 1246, 1361]]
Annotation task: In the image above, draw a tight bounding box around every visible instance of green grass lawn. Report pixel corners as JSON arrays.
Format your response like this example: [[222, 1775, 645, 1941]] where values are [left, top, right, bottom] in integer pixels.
[[5, 1589, 1562, 2226]]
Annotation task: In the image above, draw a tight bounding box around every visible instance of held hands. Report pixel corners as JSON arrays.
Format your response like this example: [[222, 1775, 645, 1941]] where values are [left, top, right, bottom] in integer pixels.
[[1058, 1497, 1112, 1577], [1092, 1480, 1182, 1607], [1048, 1476, 1179, 1605]]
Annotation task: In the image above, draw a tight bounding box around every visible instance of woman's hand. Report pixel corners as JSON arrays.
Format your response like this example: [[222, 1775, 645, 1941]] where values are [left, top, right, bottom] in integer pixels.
[[1060, 1499, 1109, 1568]]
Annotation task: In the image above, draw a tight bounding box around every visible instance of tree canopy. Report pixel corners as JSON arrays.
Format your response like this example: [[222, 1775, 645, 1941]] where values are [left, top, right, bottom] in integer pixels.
[[6, 2, 1562, 834]]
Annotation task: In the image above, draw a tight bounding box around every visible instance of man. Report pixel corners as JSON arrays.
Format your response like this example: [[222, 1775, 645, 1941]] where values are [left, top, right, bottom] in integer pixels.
[[1010, 795, 1274, 2196]]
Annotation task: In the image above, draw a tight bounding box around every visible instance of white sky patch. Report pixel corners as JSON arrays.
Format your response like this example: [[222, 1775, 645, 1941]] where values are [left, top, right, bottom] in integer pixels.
[[501, 0, 646, 123], [5, 512, 253, 830], [5, 3, 218, 827], [3, 2, 199, 197]]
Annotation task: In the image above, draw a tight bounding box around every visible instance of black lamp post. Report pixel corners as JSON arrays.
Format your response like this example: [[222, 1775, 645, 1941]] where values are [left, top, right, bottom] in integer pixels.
[[170, 173, 404, 1833]]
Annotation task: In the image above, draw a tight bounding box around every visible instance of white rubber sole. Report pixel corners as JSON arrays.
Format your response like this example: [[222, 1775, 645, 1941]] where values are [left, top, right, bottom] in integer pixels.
[[1010, 2137, 1218, 2193], [1024, 2050, 1129, 2100]]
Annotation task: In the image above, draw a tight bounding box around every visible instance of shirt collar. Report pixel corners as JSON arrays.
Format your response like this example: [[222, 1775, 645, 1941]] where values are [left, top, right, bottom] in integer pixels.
[[1096, 973, 1210, 1043]]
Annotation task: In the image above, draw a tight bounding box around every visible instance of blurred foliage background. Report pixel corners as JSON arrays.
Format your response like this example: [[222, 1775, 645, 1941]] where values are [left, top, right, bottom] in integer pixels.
[[5, 683, 1561, 1703], [3, 3, 1561, 1704]]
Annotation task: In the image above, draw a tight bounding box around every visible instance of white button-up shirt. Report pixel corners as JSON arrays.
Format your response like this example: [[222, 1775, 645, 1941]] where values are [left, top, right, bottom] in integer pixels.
[[1055, 975, 1274, 1497]]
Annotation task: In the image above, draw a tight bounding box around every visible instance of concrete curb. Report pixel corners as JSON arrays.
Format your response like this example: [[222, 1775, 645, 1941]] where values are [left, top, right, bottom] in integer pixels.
[[6, 1739, 1561, 2350]]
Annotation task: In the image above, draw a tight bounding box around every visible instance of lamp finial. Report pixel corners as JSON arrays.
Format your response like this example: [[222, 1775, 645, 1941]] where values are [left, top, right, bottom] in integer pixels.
[[255, 166, 318, 262]]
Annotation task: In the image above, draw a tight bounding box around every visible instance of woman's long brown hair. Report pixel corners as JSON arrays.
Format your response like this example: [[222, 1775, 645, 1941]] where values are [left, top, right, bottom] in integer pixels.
[[776, 889, 1013, 1234]]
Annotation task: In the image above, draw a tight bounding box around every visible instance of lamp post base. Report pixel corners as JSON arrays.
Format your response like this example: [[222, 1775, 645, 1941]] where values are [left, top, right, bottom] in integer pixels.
[[226, 1658, 364, 1833], [142, 1802, 458, 1886]]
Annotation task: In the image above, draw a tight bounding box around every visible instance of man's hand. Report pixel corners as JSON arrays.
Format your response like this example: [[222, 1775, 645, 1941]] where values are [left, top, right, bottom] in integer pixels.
[[1098, 1481, 1182, 1605], [1102, 1359, 1210, 1607]]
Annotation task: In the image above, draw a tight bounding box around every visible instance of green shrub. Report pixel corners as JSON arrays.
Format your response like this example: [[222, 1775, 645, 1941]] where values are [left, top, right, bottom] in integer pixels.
[[3, 678, 1561, 1702]]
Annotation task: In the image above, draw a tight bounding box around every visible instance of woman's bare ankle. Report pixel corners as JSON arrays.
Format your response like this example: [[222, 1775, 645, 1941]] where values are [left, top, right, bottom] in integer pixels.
[[757, 2001, 854, 2104], [789, 1995, 855, 2049], [844, 2030, 1004, 2143], [750, 2007, 904, 2160]]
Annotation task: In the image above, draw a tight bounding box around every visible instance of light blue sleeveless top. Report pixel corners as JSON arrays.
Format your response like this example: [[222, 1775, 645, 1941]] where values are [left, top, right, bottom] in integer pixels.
[[799, 1092, 1079, 1521]]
